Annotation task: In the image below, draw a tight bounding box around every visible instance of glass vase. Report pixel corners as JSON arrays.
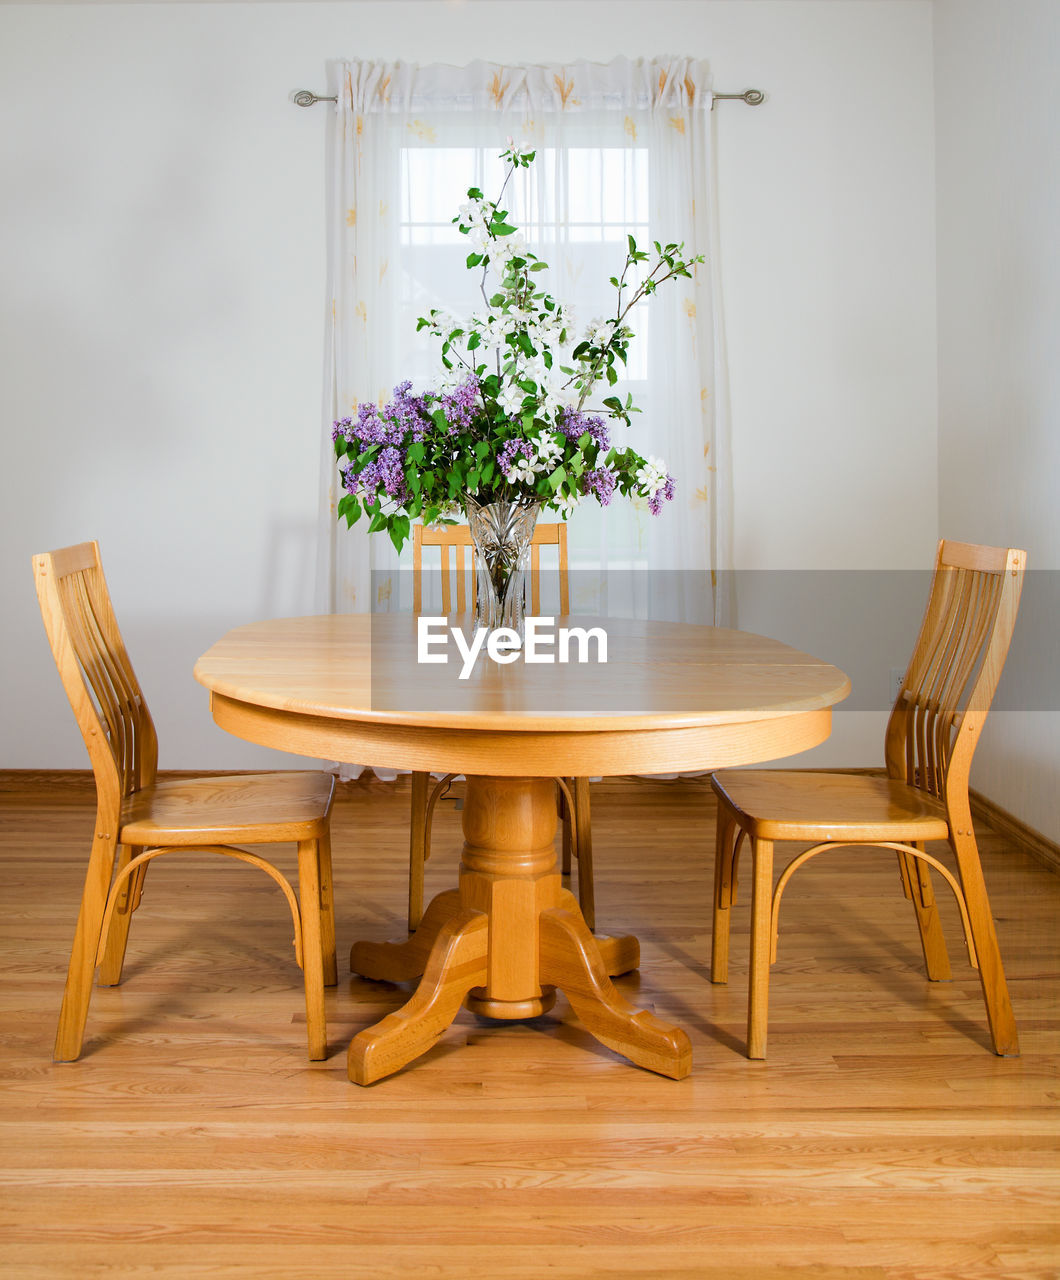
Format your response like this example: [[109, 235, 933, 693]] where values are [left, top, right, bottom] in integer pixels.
[[465, 496, 541, 637]]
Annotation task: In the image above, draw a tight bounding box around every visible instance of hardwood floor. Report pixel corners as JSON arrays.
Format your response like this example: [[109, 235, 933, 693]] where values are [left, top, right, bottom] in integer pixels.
[[1, 772, 1058, 1278]]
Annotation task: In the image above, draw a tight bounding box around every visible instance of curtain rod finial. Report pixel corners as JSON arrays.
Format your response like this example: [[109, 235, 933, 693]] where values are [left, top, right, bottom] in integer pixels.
[[290, 89, 337, 108]]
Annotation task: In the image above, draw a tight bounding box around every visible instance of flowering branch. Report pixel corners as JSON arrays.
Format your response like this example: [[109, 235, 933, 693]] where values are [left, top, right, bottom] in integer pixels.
[[332, 141, 702, 551]]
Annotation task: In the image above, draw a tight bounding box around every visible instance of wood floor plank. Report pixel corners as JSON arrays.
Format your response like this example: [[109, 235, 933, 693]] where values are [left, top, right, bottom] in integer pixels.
[[0, 773, 1058, 1278]]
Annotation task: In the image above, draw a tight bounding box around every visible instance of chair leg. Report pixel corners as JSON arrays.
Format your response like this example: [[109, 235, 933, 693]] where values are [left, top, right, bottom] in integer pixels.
[[297, 839, 328, 1061], [898, 846, 952, 982], [572, 777, 595, 932], [710, 807, 740, 984], [317, 828, 338, 987], [560, 779, 574, 877], [54, 831, 120, 1062], [97, 844, 145, 986], [951, 829, 1019, 1056], [746, 837, 774, 1060], [408, 771, 430, 933]]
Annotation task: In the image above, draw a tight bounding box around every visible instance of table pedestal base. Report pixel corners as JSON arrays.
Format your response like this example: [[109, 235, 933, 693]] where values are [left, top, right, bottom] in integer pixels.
[[347, 776, 692, 1085]]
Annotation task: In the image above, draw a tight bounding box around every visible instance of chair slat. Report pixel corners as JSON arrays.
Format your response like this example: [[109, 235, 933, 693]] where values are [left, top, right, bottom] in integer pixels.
[[414, 520, 570, 620], [456, 545, 467, 615]]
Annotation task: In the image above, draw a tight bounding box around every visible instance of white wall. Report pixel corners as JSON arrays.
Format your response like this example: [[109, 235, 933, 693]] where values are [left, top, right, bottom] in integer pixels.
[[0, 1, 937, 771], [934, 0, 1060, 842]]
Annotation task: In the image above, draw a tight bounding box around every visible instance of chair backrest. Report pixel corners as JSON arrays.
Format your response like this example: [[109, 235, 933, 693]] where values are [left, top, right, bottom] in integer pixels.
[[884, 539, 1025, 808], [412, 521, 570, 616], [33, 542, 158, 815]]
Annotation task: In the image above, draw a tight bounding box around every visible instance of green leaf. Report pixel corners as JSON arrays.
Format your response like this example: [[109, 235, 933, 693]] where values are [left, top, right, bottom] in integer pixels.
[[407, 442, 425, 464], [548, 466, 567, 493], [389, 514, 410, 553], [467, 332, 481, 351], [466, 253, 483, 268], [491, 222, 517, 236], [367, 511, 387, 534]]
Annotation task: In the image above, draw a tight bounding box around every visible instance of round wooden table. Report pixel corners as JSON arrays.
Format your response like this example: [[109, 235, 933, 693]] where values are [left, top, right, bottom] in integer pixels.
[[195, 614, 849, 1084]]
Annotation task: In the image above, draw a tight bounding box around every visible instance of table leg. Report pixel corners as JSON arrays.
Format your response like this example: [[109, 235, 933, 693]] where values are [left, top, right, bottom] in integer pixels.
[[350, 889, 462, 983], [346, 776, 690, 1084], [349, 909, 488, 1085]]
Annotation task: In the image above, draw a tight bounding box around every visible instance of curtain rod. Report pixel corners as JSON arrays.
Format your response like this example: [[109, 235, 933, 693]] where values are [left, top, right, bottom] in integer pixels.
[[290, 88, 764, 109]]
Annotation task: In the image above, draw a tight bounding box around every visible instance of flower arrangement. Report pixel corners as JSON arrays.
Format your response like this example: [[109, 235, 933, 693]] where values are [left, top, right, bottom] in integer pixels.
[[332, 140, 702, 552]]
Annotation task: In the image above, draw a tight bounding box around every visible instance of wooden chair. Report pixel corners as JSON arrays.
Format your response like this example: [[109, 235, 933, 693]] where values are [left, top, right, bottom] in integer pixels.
[[34, 542, 338, 1063], [408, 521, 595, 931], [710, 539, 1026, 1059]]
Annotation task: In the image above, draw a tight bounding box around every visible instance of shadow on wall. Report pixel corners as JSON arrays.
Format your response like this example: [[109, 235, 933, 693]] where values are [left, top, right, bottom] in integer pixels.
[[733, 569, 1059, 714], [259, 519, 322, 622]]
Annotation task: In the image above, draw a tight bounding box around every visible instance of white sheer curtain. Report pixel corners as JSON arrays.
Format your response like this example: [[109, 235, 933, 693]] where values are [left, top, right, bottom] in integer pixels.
[[316, 56, 733, 631]]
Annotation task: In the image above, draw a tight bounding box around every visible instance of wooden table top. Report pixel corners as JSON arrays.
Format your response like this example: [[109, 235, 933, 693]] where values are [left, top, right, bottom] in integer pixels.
[[194, 614, 850, 777]]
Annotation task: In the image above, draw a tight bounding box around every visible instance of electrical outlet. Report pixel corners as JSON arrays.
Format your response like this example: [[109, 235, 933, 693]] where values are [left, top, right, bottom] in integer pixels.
[[890, 668, 906, 702]]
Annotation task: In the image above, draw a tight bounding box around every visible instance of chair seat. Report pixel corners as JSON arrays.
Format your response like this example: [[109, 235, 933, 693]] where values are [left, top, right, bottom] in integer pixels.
[[120, 772, 334, 846], [711, 770, 951, 843]]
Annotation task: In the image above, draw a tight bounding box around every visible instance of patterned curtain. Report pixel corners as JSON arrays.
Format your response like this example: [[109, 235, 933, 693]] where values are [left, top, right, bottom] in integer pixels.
[[316, 56, 733, 632]]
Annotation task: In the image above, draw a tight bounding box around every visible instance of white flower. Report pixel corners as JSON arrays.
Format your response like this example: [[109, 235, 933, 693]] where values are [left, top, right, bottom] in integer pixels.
[[635, 455, 669, 496], [491, 232, 526, 265], [498, 384, 528, 415], [484, 310, 516, 338], [507, 457, 536, 485], [468, 224, 491, 254], [534, 434, 563, 467], [458, 197, 489, 228], [431, 310, 459, 337], [586, 317, 616, 347], [542, 382, 578, 415], [504, 137, 536, 164], [552, 491, 582, 517], [438, 364, 469, 391], [534, 308, 565, 338]]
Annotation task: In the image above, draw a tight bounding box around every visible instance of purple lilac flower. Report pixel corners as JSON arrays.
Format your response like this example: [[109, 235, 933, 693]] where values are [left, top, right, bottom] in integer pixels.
[[377, 446, 410, 501], [559, 408, 611, 451], [648, 475, 676, 516], [582, 466, 618, 506], [332, 381, 432, 452], [498, 438, 533, 477], [389, 380, 432, 442], [439, 375, 480, 433], [341, 446, 411, 506]]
